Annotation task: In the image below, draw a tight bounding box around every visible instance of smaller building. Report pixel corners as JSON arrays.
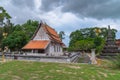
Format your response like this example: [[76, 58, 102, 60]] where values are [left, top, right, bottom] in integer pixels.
[[22, 22, 64, 56], [116, 39, 120, 50]]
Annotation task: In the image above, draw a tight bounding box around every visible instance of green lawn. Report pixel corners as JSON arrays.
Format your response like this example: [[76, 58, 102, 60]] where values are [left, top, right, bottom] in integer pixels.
[[0, 60, 120, 80]]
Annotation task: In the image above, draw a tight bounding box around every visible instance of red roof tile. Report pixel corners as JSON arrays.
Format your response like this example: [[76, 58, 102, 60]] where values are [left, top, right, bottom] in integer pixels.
[[43, 24, 62, 43], [22, 40, 49, 49]]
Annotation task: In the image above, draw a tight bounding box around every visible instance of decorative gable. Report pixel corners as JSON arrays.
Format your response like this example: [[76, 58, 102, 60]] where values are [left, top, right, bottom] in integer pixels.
[[33, 26, 49, 40]]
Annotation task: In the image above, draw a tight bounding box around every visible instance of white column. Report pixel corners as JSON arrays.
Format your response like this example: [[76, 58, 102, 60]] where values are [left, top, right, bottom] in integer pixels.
[[31, 50, 33, 53], [91, 49, 97, 64]]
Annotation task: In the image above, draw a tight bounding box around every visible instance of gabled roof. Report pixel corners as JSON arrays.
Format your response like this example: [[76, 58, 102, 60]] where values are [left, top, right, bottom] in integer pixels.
[[22, 40, 49, 49], [32, 22, 62, 43], [22, 22, 64, 50]]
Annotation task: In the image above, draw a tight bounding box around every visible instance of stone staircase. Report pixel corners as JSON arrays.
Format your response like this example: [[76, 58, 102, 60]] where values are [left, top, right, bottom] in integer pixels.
[[70, 53, 81, 63]]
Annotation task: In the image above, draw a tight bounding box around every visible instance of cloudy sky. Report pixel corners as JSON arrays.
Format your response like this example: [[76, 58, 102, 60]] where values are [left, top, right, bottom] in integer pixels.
[[1, 0, 120, 46]]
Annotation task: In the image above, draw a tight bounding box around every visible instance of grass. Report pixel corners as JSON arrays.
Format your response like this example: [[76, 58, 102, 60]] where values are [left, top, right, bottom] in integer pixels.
[[0, 60, 120, 80]]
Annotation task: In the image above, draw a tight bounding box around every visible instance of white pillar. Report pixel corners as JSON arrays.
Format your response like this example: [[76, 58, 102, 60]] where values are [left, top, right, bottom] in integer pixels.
[[91, 49, 95, 58], [91, 49, 97, 64], [31, 50, 33, 53]]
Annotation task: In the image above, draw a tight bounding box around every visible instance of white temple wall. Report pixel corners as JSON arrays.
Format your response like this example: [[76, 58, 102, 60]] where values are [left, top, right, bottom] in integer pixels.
[[49, 42, 63, 56], [33, 27, 49, 40], [45, 44, 50, 55]]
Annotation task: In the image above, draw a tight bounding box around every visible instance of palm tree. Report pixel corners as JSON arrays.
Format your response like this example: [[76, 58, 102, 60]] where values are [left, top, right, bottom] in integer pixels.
[[59, 31, 65, 41]]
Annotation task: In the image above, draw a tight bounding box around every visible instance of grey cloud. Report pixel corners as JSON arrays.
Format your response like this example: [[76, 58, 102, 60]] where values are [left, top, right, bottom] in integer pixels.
[[1, 0, 120, 24], [12, 10, 39, 24], [4, 0, 39, 24], [62, 0, 107, 16], [82, 0, 120, 19], [40, 0, 64, 11], [11, 0, 35, 9], [41, 0, 120, 19]]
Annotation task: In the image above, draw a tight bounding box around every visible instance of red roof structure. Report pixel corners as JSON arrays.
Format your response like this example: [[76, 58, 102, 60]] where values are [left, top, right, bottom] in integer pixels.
[[22, 22, 63, 50], [44, 25, 62, 43], [31, 22, 62, 43], [22, 40, 49, 49]]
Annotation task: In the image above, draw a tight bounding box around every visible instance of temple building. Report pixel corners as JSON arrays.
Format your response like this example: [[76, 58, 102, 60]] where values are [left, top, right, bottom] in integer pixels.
[[116, 39, 120, 50], [22, 22, 64, 56]]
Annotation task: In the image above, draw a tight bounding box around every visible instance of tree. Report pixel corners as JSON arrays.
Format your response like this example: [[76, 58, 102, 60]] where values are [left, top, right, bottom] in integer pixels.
[[0, 7, 11, 25], [0, 6, 11, 28], [94, 37, 103, 47], [22, 20, 39, 39], [1, 31, 28, 51], [99, 27, 117, 39], [1, 20, 39, 51], [0, 6, 12, 48], [69, 30, 83, 47], [94, 37, 105, 53], [0, 27, 3, 42], [59, 31, 65, 41], [74, 39, 94, 51], [69, 27, 117, 53]]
